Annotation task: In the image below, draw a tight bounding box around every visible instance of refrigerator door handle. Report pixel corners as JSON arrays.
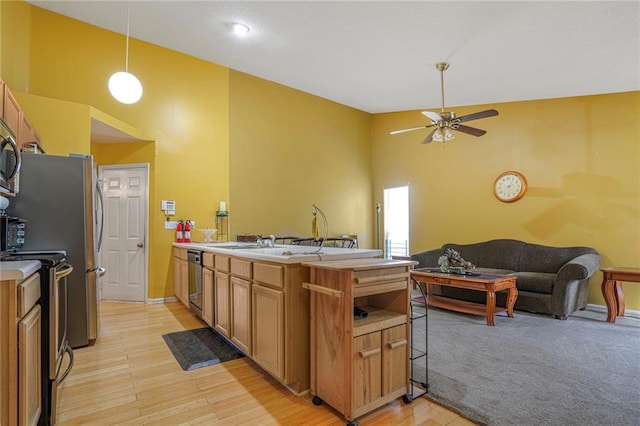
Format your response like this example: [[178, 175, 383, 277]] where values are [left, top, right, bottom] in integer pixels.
[[96, 180, 105, 252]]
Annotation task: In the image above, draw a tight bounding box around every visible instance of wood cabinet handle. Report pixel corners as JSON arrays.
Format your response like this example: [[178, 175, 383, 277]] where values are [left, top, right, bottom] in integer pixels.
[[358, 347, 381, 358], [386, 339, 407, 350], [302, 282, 344, 298], [354, 273, 408, 284]]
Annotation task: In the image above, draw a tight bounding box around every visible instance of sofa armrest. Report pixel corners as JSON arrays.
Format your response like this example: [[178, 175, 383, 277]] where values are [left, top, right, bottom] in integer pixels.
[[411, 248, 443, 267], [556, 253, 602, 281]]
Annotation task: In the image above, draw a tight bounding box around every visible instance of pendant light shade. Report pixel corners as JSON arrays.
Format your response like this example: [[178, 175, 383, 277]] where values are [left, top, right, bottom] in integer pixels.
[[109, 2, 142, 104], [108, 71, 142, 104]]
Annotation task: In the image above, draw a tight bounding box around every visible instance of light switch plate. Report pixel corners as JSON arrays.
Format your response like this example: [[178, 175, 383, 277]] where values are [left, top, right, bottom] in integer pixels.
[[165, 221, 177, 230]]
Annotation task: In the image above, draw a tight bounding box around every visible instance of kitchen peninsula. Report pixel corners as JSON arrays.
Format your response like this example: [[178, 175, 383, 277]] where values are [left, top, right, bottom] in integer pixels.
[[172, 242, 382, 394]]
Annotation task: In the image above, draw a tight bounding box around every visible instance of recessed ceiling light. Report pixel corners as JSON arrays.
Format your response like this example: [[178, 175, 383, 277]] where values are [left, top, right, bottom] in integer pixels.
[[232, 23, 250, 36]]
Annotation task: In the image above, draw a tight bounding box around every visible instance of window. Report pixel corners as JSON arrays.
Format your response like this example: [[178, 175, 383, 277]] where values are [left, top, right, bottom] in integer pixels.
[[383, 186, 409, 258]]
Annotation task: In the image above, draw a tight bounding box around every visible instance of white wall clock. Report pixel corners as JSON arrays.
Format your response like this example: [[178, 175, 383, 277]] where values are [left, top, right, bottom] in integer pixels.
[[493, 171, 527, 202]]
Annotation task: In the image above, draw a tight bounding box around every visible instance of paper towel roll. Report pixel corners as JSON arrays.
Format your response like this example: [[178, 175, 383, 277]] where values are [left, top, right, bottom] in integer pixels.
[[219, 201, 226, 211]]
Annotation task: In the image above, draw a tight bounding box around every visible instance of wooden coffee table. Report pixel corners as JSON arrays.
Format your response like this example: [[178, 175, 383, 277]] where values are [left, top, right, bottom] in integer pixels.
[[410, 268, 518, 326]]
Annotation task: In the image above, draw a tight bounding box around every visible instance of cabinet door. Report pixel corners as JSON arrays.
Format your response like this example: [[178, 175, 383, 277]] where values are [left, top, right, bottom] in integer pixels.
[[214, 272, 231, 337], [179, 258, 189, 307], [19, 305, 41, 426], [382, 324, 408, 396], [3, 87, 20, 136], [352, 331, 382, 412], [252, 284, 284, 379], [19, 114, 36, 147], [202, 267, 214, 326], [230, 277, 251, 354], [173, 256, 182, 302]]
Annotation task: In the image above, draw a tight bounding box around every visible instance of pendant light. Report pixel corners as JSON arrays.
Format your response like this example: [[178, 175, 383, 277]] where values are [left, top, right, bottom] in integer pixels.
[[108, 2, 142, 104]]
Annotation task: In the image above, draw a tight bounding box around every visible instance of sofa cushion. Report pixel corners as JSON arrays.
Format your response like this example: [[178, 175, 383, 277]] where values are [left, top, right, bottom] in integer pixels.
[[518, 243, 598, 273], [444, 240, 525, 271], [474, 267, 516, 276], [514, 272, 556, 294]]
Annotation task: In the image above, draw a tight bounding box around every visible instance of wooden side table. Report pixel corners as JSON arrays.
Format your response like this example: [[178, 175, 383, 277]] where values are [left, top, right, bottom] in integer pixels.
[[601, 267, 640, 323]]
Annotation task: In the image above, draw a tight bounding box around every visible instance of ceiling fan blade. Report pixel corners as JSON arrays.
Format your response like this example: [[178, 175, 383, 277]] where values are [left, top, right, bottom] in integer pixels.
[[390, 123, 436, 135], [421, 111, 442, 123], [456, 109, 499, 123], [422, 129, 437, 144], [455, 124, 487, 137]]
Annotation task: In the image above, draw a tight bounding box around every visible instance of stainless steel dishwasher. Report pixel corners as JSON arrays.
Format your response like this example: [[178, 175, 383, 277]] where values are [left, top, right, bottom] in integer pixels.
[[187, 250, 203, 318]]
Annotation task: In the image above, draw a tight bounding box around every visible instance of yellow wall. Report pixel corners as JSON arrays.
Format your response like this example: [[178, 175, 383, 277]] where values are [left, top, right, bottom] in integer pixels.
[[10, 5, 230, 299], [13, 92, 92, 155], [228, 71, 373, 245], [0, 0, 30, 91], [372, 92, 640, 308], [2, 2, 639, 310]]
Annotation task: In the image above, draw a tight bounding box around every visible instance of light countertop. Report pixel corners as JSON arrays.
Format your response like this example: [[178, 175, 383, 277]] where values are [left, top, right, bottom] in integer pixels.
[[0, 260, 42, 281], [173, 242, 382, 264]]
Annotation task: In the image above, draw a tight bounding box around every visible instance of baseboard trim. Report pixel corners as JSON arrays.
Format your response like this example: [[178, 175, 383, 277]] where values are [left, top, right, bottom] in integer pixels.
[[586, 303, 640, 319], [147, 296, 178, 304]]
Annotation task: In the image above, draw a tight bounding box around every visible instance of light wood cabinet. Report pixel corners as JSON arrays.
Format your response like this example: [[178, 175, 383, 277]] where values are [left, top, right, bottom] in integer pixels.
[[303, 258, 414, 424], [19, 113, 41, 148], [202, 266, 214, 327], [214, 271, 231, 336], [3, 85, 21, 138], [172, 247, 188, 307], [1, 81, 43, 151], [252, 284, 284, 380], [0, 271, 42, 426], [230, 277, 251, 354], [19, 304, 42, 426], [214, 255, 231, 337], [171, 245, 385, 396], [202, 252, 215, 326]]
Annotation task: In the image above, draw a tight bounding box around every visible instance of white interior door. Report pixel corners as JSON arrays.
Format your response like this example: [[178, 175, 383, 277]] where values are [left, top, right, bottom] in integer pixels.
[[99, 165, 148, 302]]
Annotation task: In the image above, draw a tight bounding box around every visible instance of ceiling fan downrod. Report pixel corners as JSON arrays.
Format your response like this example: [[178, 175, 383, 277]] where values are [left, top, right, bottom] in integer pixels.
[[436, 62, 449, 114]]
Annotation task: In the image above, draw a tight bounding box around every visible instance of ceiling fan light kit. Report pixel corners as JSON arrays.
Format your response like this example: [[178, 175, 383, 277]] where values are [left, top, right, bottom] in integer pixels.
[[391, 62, 498, 145]]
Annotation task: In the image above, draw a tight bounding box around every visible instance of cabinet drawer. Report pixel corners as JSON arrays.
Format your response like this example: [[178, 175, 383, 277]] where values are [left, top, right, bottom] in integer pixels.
[[215, 255, 230, 272], [253, 262, 284, 289], [202, 252, 215, 269], [18, 273, 41, 318], [172, 247, 187, 260], [231, 258, 252, 279]]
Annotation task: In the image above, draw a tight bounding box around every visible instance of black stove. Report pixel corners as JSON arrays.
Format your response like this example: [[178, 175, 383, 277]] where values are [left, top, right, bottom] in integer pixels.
[[1, 249, 70, 425], [0, 250, 66, 266]]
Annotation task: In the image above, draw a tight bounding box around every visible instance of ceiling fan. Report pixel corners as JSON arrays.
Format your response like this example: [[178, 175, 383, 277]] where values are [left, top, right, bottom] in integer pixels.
[[390, 62, 499, 144]]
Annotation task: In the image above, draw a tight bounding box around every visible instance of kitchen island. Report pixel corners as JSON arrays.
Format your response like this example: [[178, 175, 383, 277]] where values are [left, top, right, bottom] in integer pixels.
[[172, 242, 381, 394]]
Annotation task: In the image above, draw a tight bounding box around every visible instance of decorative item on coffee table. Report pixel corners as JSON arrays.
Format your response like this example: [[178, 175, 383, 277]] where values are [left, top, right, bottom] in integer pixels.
[[438, 248, 475, 274]]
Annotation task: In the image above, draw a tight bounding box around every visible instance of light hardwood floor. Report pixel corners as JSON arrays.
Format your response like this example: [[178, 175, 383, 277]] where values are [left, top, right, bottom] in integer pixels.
[[57, 301, 475, 425]]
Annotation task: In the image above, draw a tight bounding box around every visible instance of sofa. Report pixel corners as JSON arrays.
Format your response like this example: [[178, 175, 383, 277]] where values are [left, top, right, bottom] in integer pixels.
[[410, 239, 601, 319]]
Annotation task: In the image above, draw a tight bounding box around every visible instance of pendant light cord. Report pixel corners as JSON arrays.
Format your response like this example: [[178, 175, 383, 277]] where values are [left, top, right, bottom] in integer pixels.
[[125, 2, 131, 72]]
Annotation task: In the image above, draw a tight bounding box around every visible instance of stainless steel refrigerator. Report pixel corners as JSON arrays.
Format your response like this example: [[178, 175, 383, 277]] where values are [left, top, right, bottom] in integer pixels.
[[10, 152, 105, 348]]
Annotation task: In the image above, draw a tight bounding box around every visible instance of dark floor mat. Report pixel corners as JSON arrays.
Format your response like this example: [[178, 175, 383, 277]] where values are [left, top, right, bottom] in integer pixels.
[[162, 327, 244, 371]]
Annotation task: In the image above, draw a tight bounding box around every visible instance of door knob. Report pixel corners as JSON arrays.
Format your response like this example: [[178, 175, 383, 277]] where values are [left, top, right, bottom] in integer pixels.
[[137, 242, 144, 248]]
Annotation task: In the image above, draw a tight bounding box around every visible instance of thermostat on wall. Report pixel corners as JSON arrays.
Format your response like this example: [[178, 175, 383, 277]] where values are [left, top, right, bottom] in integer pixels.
[[162, 200, 175, 215]]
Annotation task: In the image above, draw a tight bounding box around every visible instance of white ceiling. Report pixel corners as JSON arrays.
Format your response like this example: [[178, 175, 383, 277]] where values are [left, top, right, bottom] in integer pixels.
[[28, 1, 640, 114]]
